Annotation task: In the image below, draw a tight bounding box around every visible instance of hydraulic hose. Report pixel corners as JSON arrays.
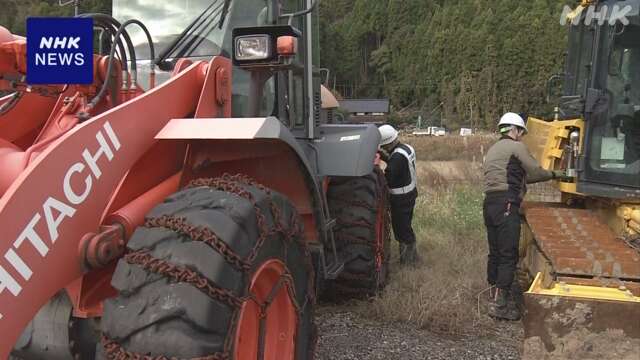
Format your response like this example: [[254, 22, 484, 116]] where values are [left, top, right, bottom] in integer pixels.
[[79, 14, 131, 77], [110, 19, 156, 89], [86, 19, 149, 113], [0, 92, 22, 116], [80, 13, 136, 86]]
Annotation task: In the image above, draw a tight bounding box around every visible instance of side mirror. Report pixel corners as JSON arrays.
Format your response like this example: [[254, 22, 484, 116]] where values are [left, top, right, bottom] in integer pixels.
[[318, 68, 330, 86], [280, 0, 321, 21], [232, 25, 301, 70], [546, 74, 565, 104]]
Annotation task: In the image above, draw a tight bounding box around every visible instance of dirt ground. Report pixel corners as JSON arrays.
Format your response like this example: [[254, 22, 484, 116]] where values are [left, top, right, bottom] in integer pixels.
[[315, 306, 522, 360]]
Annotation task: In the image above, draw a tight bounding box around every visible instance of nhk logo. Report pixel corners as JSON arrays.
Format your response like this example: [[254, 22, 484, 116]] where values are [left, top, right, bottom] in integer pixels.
[[560, 4, 633, 26], [26, 17, 93, 84], [35, 36, 85, 66]]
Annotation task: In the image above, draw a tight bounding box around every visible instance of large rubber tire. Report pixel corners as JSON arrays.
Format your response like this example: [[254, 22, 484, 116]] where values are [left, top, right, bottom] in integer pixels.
[[325, 167, 391, 299], [99, 174, 316, 360]]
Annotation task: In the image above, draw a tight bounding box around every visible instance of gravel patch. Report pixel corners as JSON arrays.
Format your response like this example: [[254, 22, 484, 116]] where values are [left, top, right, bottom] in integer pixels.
[[315, 306, 522, 360]]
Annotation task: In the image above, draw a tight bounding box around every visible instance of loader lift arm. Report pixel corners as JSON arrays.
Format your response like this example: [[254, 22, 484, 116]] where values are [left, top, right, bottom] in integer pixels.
[[0, 0, 390, 357], [0, 48, 231, 357]]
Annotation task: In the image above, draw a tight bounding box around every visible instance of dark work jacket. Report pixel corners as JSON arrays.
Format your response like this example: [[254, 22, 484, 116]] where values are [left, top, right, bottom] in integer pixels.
[[483, 135, 553, 203], [386, 143, 418, 200]]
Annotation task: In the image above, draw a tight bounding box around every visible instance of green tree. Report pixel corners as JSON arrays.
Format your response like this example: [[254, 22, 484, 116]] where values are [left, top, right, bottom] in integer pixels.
[[320, 0, 574, 129], [2, 0, 112, 35]]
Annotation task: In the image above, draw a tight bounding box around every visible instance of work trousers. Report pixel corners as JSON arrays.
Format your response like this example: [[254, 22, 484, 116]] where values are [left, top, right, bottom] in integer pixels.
[[390, 191, 417, 245], [483, 195, 521, 290]]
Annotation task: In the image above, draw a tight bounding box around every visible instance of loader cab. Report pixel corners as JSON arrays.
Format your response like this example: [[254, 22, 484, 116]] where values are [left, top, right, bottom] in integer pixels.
[[561, 1, 640, 198], [113, 0, 321, 139]]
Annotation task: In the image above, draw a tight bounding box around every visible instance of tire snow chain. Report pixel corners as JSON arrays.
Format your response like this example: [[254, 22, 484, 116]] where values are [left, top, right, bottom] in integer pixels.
[[330, 197, 375, 211], [374, 167, 391, 273], [329, 178, 377, 252], [190, 174, 317, 359], [331, 167, 391, 289], [145, 215, 253, 271], [102, 174, 315, 360], [102, 335, 230, 360], [332, 212, 375, 249], [189, 174, 315, 303], [124, 250, 244, 307], [187, 174, 304, 262]]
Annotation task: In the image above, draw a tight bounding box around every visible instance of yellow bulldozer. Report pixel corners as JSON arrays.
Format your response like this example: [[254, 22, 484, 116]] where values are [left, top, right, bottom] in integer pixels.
[[520, 1, 640, 358]]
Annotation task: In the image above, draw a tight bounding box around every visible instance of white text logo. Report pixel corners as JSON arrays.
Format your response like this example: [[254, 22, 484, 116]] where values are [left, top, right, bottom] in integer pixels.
[[0, 122, 121, 320], [560, 4, 632, 26]]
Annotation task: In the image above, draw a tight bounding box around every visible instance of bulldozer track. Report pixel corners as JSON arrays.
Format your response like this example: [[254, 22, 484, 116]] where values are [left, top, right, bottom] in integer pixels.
[[525, 204, 640, 292]]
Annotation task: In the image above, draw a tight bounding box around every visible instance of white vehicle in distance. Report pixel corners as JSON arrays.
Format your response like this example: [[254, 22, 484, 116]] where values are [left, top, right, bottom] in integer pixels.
[[412, 126, 447, 136]]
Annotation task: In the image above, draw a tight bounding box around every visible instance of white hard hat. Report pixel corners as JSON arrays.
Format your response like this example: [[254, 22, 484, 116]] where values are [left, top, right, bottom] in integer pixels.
[[498, 112, 528, 133], [378, 125, 398, 146]]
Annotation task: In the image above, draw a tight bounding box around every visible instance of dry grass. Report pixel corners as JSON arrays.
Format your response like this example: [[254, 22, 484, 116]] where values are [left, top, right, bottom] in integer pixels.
[[344, 136, 543, 337], [403, 134, 497, 162], [349, 138, 502, 337], [416, 161, 482, 188]]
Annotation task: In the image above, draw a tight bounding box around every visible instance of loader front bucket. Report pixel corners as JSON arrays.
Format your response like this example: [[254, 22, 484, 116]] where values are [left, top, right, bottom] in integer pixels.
[[523, 273, 640, 360]]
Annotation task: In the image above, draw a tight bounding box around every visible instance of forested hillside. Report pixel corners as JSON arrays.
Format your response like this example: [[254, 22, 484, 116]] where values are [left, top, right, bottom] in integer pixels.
[[319, 0, 574, 129], [0, 0, 110, 35], [2, 0, 573, 129]]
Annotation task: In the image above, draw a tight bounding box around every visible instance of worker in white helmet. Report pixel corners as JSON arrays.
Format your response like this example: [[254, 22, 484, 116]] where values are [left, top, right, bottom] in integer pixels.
[[483, 113, 568, 320], [378, 124, 421, 265]]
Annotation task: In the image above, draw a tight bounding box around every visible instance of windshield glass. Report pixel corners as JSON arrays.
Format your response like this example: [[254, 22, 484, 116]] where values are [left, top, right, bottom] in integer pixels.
[[113, 0, 227, 59], [588, 26, 640, 185], [113, 0, 275, 117]]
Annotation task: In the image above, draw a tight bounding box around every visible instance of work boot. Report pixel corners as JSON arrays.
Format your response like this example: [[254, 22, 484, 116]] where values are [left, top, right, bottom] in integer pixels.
[[488, 288, 520, 321], [488, 285, 497, 302], [487, 285, 498, 314], [509, 279, 524, 312], [399, 242, 422, 265], [399, 243, 407, 259]]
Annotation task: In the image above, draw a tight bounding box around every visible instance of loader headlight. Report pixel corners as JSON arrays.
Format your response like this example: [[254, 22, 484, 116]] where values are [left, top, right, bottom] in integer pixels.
[[234, 35, 272, 61], [232, 26, 301, 69]]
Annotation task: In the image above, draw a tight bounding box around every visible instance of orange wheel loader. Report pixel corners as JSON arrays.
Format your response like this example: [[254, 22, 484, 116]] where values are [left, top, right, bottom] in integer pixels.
[[0, 1, 391, 358], [520, 1, 640, 358]]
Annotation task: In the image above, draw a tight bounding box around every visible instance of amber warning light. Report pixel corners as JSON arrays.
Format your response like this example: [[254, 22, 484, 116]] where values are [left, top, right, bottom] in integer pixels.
[[277, 36, 297, 56]]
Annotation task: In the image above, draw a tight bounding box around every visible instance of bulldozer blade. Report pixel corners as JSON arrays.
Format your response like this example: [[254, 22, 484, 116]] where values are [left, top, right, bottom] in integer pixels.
[[523, 291, 640, 360]]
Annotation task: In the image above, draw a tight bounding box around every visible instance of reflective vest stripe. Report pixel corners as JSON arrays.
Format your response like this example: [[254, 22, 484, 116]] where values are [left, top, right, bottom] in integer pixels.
[[389, 144, 417, 195]]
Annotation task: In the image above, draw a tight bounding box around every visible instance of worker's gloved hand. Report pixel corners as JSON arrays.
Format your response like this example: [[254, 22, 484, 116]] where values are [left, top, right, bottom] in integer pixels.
[[378, 149, 390, 162], [552, 170, 573, 181]]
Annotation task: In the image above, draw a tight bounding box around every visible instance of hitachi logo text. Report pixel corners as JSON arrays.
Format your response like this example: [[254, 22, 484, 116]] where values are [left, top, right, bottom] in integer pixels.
[[0, 122, 121, 321]]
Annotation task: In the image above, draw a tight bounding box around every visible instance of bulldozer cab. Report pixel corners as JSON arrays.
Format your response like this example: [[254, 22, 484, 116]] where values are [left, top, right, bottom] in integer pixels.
[[521, 4, 640, 357], [561, 1, 640, 197], [113, 0, 321, 138]]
